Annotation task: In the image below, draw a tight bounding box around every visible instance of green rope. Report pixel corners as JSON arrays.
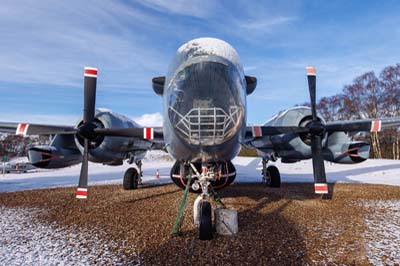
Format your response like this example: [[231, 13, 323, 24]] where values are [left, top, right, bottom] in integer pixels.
[[210, 186, 225, 208], [171, 174, 192, 236]]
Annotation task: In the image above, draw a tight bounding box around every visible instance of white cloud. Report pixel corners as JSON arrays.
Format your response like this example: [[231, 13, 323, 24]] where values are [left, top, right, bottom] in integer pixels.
[[138, 0, 216, 19], [240, 16, 297, 31], [0, 112, 165, 128], [133, 112, 163, 127], [0, 114, 79, 126], [0, 0, 170, 90]]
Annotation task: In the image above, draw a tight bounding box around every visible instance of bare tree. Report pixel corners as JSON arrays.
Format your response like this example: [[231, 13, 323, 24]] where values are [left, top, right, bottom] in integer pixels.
[[315, 68, 400, 159], [379, 64, 400, 159]]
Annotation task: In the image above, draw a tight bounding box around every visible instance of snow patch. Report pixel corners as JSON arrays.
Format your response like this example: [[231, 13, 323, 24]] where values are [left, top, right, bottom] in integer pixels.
[[1, 154, 400, 193], [363, 200, 400, 265], [0, 207, 140, 265]]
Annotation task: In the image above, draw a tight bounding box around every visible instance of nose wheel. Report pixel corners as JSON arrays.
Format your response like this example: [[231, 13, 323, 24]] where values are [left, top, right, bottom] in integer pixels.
[[199, 201, 213, 240]]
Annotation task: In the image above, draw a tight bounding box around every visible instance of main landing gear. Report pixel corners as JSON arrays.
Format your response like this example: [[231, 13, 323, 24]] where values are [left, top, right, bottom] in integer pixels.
[[123, 160, 143, 190], [262, 159, 281, 188]]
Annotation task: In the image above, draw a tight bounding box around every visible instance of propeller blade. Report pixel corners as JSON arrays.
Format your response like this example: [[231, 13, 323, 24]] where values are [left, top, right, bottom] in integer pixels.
[[76, 139, 89, 199], [306, 66, 329, 194], [246, 126, 310, 138], [310, 135, 328, 194], [76, 66, 98, 199], [306, 66, 317, 120], [94, 127, 159, 140], [325, 120, 383, 132], [260, 126, 309, 136], [83, 67, 98, 123]]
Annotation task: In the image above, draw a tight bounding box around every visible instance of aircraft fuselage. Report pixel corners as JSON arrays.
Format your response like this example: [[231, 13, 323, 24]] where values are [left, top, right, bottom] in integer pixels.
[[163, 38, 247, 163]]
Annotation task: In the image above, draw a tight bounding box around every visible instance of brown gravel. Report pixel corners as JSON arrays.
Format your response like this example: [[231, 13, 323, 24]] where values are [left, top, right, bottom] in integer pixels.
[[1, 183, 399, 265]]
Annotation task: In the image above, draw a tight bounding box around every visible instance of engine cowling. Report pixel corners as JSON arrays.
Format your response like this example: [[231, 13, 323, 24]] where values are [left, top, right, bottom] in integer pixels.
[[323, 131, 370, 164], [74, 109, 152, 165], [28, 145, 82, 169], [170, 160, 236, 193], [267, 106, 327, 161]]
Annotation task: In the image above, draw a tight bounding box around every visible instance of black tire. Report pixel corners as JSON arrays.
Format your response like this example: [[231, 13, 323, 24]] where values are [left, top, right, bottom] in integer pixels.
[[267, 165, 281, 188], [199, 201, 213, 240], [123, 168, 139, 190]]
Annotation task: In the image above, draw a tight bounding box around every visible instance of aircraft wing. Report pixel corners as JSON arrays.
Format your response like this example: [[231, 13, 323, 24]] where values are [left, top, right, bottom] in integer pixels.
[[245, 117, 400, 139], [0, 122, 76, 136], [0, 121, 164, 143]]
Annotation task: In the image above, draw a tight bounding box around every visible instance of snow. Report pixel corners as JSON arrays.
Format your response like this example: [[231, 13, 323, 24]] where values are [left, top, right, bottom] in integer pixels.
[[177, 37, 243, 70], [0, 207, 140, 265], [363, 201, 400, 265], [8, 156, 30, 163], [1, 152, 400, 193]]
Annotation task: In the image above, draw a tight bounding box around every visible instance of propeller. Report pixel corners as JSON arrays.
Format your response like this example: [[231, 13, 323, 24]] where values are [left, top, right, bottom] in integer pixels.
[[305, 67, 328, 195], [76, 67, 98, 199]]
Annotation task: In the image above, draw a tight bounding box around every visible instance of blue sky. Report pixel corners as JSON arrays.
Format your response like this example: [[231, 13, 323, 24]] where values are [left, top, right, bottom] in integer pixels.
[[1, 0, 400, 126]]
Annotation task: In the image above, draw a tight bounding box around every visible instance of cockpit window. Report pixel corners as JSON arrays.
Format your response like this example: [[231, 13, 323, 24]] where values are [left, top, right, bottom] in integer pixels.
[[167, 56, 245, 146]]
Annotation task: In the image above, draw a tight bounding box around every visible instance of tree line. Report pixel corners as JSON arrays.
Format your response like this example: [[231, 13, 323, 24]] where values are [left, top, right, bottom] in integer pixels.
[[0, 135, 50, 159], [316, 63, 400, 159]]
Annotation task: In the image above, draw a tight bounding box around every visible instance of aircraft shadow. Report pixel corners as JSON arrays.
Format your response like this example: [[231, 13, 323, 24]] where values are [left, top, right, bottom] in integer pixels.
[[139, 184, 309, 265]]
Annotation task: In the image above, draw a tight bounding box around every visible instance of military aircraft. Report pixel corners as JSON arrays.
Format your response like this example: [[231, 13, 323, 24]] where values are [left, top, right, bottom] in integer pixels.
[[1, 37, 400, 239]]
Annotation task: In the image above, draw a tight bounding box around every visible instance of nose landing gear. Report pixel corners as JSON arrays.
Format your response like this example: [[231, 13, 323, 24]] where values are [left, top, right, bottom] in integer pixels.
[[193, 164, 214, 240], [172, 162, 232, 240]]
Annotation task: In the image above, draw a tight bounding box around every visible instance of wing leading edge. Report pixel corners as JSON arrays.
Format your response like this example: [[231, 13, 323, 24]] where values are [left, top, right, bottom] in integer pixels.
[[0, 122, 76, 136], [0, 121, 164, 143]]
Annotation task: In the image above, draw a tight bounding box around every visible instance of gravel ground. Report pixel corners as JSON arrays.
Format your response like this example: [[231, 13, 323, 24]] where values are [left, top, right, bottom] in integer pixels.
[[0, 183, 399, 265]]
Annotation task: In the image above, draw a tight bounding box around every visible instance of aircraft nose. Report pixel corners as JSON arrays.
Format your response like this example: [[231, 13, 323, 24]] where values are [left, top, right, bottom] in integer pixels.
[[167, 60, 245, 146]]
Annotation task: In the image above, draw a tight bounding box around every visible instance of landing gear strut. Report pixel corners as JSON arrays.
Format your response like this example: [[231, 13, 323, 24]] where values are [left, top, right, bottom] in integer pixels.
[[262, 159, 281, 188], [174, 163, 220, 240], [193, 164, 214, 240], [126, 152, 143, 187], [135, 160, 143, 184]]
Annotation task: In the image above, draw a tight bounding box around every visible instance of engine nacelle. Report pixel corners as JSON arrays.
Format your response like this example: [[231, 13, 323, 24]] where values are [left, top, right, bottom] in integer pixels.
[[74, 109, 152, 165], [323, 132, 370, 164], [267, 106, 327, 161], [252, 107, 370, 164], [28, 145, 82, 169]]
